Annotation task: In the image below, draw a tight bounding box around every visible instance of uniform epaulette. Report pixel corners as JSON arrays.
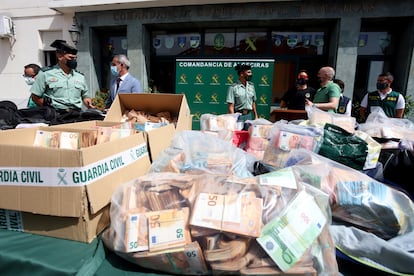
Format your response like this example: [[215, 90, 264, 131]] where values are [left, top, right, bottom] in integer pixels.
[[40, 66, 53, 72], [74, 70, 84, 75]]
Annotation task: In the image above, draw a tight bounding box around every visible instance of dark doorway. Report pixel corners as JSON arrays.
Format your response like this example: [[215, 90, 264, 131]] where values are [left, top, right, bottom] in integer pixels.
[[92, 26, 127, 92]]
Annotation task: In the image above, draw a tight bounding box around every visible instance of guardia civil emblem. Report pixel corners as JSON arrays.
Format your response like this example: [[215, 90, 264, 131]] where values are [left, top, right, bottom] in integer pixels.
[[195, 74, 203, 84], [210, 74, 220, 85]]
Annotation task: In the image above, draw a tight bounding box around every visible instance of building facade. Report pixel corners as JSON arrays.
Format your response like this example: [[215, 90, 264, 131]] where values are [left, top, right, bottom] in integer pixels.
[[1, 0, 413, 120]]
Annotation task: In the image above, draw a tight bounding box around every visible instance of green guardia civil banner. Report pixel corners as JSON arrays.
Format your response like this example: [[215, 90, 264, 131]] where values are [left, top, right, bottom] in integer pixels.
[[176, 58, 274, 130]]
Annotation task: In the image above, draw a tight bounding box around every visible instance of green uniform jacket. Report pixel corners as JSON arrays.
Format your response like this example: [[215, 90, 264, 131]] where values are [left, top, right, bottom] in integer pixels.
[[30, 65, 89, 111], [367, 90, 400, 118], [226, 80, 256, 111]]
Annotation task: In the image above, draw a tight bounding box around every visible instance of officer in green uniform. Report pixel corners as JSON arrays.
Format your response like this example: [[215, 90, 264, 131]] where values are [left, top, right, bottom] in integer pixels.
[[30, 40, 93, 112], [359, 72, 405, 121], [226, 64, 258, 129]]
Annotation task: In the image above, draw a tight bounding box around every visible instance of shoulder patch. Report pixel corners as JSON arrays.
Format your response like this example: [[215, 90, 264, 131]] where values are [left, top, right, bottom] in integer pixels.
[[40, 66, 53, 72]]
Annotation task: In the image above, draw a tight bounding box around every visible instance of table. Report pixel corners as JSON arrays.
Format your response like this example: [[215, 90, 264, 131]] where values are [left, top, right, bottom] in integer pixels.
[[0, 229, 383, 276], [270, 109, 307, 122]]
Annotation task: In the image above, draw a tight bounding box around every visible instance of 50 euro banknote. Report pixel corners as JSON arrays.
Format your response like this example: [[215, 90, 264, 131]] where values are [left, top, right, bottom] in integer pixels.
[[190, 192, 263, 237], [131, 241, 208, 275], [125, 207, 191, 253]]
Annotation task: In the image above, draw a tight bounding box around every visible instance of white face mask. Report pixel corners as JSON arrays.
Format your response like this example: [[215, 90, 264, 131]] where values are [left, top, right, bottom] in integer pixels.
[[24, 76, 35, 86]]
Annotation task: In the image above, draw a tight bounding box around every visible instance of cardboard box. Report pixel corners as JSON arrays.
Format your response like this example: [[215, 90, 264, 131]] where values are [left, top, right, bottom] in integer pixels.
[[104, 93, 192, 161], [0, 126, 151, 243]]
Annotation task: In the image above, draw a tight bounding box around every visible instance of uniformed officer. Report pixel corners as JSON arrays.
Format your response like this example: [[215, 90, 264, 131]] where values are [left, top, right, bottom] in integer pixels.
[[359, 72, 405, 121], [30, 39, 94, 112], [226, 64, 258, 129]]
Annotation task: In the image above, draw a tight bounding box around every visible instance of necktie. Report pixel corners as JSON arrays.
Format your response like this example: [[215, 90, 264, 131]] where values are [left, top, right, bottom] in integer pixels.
[[116, 78, 122, 91]]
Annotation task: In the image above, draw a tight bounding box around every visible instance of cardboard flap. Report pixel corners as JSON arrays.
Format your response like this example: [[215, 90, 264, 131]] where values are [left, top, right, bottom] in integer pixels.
[[105, 93, 191, 124], [83, 132, 151, 214], [175, 94, 192, 131], [146, 123, 176, 162]]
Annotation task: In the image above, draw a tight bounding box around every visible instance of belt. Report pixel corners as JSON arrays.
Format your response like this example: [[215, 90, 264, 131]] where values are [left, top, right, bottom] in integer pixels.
[[236, 109, 252, 115]]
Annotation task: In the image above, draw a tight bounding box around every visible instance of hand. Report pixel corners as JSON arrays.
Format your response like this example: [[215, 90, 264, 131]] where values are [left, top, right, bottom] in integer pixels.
[[305, 99, 313, 106], [84, 98, 95, 108]]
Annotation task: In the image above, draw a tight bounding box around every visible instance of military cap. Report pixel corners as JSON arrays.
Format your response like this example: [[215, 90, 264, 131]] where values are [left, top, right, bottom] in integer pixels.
[[235, 64, 252, 73], [50, 39, 78, 55]]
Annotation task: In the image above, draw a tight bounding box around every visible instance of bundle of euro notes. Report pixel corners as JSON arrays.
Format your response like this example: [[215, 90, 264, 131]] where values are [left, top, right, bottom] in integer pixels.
[[32, 123, 136, 149]]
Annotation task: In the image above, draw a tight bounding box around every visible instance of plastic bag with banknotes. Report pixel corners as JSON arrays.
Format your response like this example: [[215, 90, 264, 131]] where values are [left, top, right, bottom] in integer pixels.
[[262, 120, 324, 169], [101, 171, 339, 275], [306, 104, 357, 134], [282, 148, 414, 240], [148, 130, 258, 178]]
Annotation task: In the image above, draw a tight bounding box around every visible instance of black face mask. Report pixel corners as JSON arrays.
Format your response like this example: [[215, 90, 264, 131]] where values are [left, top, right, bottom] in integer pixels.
[[296, 78, 307, 85], [376, 82, 388, 90], [245, 75, 252, 81], [66, 60, 78, 70]]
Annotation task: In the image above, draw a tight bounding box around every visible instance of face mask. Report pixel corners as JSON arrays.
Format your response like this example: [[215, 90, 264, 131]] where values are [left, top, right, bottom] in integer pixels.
[[376, 82, 388, 90], [111, 66, 119, 77], [66, 60, 77, 70], [245, 75, 252, 81], [296, 78, 307, 85], [24, 77, 35, 86]]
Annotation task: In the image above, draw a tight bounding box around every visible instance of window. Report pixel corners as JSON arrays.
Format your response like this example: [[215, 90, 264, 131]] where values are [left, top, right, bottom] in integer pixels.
[[43, 51, 56, 67], [40, 31, 62, 66], [357, 32, 390, 55]]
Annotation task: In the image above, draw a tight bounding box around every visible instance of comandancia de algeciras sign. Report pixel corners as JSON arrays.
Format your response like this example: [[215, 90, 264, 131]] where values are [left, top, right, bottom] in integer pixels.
[[176, 58, 274, 130]]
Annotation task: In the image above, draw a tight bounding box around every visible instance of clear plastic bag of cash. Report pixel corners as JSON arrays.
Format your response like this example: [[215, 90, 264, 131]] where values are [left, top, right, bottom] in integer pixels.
[[282, 149, 414, 275], [101, 171, 338, 276], [358, 107, 414, 143], [281, 148, 414, 240], [262, 120, 324, 169], [148, 130, 258, 178], [305, 104, 357, 133]]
